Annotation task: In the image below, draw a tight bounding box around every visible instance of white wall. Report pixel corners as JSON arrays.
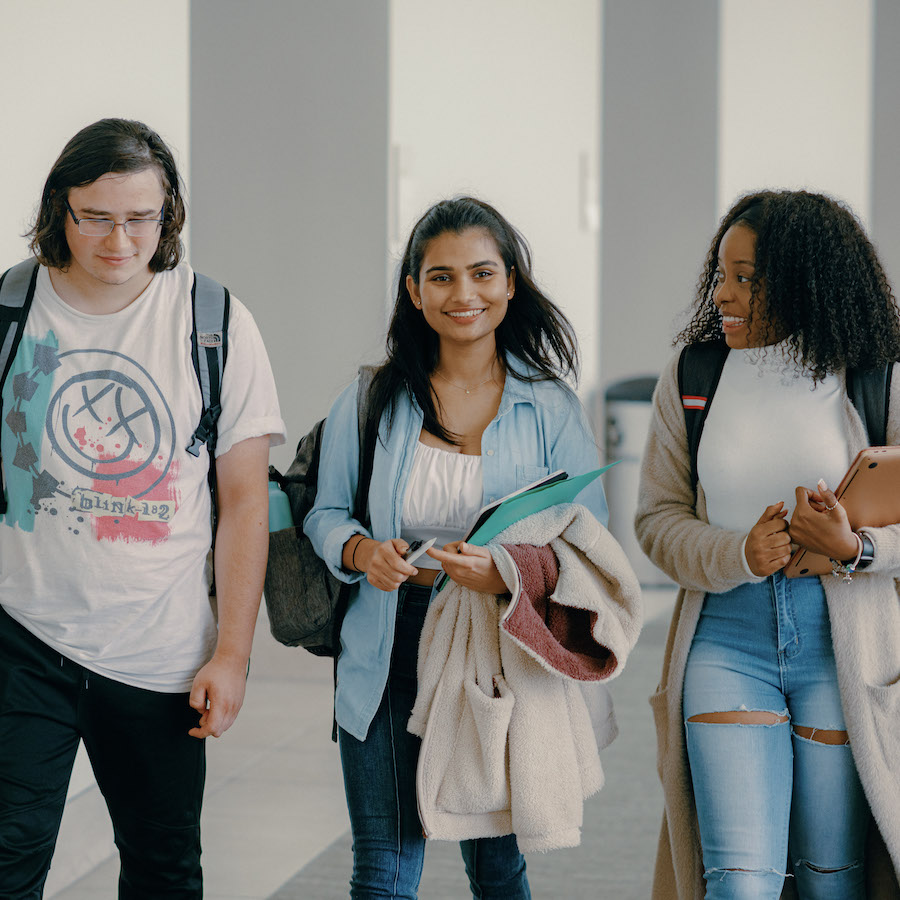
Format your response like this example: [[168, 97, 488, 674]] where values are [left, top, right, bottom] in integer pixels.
[[0, 0, 190, 814], [391, 0, 601, 396], [718, 0, 873, 221], [0, 0, 190, 266]]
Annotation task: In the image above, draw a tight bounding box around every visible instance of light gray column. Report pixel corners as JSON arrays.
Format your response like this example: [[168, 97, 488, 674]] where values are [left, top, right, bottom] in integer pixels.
[[872, 0, 900, 289], [189, 0, 390, 468], [600, 0, 719, 389], [599, 0, 718, 582]]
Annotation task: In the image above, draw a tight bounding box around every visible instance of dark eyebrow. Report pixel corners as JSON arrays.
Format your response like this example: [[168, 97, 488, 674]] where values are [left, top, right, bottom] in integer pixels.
[[78, 206, 159, 218], [716, 257, 756, 267], [424, 259, 500, 275]]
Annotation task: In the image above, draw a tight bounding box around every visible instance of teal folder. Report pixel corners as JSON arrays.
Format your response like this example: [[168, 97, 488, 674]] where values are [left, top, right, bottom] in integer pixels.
[[434, 461, 620, 592]]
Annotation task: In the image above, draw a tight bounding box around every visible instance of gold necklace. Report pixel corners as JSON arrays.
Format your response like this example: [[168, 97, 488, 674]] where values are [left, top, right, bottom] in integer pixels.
[[433, 368, 496, 395]]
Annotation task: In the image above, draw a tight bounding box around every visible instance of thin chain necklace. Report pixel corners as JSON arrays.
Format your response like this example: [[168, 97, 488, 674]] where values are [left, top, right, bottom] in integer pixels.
[[433, 367, 496, 395]]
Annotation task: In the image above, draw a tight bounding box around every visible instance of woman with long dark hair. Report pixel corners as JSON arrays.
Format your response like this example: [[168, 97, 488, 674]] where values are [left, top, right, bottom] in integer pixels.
[[306, 196, 609, 898], [637, 190, 900, 898]]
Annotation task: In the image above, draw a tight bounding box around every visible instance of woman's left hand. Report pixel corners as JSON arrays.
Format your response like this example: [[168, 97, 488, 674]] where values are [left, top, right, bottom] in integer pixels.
[[427, 542, 509, 594], [789, 482, 858, 561]]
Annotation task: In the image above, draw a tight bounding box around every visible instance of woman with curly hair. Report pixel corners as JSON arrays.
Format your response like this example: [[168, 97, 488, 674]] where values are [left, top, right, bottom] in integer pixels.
[[636, 190, 900, 898]]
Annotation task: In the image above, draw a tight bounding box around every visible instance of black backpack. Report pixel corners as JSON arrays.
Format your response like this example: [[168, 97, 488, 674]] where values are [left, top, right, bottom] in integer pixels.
[[678, 341, 893, 494], [0, 258, 229, 514], [264, 366, 377, 657]]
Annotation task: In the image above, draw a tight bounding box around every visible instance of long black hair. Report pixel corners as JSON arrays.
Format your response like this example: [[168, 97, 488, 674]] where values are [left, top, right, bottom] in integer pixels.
[[678, 189, 900, 380], [368, 196, 579, 444], [29, 118, 186, 272]]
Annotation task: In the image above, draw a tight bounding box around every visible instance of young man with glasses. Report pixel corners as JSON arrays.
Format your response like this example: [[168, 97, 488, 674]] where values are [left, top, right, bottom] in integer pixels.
[[0, 118, 286, 897]]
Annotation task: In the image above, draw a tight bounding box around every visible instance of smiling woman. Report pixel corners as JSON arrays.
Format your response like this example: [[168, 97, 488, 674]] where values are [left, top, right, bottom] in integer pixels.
[[304, 196, 611, 898], [636, 190, 900, 897]]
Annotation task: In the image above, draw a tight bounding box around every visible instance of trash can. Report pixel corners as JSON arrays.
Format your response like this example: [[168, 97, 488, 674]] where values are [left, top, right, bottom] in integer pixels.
[[604, 377, 670, 587]]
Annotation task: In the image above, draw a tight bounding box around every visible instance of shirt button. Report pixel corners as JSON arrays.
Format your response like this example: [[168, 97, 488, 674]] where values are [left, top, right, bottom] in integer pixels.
[[486, 449, 494, 456]]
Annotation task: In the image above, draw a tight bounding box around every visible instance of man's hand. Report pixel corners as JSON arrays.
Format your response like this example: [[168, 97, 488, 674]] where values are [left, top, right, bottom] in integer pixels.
[[745, 502, 791, 576], [427, 542, 508, 594], [188, 650, 249, 739]]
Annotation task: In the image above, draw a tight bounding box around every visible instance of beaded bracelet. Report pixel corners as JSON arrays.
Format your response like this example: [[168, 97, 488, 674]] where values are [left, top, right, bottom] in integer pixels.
[[830, 532, 864, 583]]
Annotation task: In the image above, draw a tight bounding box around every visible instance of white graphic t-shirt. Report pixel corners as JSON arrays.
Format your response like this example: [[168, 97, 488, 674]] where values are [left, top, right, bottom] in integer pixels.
[[0, 263, 286, 692]]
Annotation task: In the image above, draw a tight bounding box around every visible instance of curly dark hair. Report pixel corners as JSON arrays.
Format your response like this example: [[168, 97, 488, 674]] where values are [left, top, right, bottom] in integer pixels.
[[678, 189, 900, 380], [28, 118, 185, 272], [368, 196, 579, 445]]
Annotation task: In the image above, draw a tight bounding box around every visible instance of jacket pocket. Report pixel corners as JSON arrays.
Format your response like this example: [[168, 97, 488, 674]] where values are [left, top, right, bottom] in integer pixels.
[[649, 686, 669, 781], [865, 673, 900, 763], [436, 674, 515, 815]]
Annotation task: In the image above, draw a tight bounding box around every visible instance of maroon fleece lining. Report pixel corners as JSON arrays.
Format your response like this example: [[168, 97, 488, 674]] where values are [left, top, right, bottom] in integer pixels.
[[501, 543, 616, 681]]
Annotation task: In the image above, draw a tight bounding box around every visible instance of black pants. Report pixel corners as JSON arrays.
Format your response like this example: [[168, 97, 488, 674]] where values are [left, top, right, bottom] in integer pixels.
[[0, 606, 205, 899]]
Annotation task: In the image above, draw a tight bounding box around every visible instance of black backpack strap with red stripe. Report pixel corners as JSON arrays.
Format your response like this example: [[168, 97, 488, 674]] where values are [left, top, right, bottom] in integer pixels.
[[677, 341, 729, 496]]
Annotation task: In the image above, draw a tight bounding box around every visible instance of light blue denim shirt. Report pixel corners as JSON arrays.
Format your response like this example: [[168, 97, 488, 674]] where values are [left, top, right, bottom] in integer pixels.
[[304, 356, 608, 740]]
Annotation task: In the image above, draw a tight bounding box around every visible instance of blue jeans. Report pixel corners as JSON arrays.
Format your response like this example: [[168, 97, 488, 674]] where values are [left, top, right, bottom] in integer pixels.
[[338, 583, 530, 899], [683, 574, 869, 899]]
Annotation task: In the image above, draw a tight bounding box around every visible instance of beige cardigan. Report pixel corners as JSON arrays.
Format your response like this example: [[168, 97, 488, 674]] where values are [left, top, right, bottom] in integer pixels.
[[408, 503, 643, 852], [635, 352, 900, 899]]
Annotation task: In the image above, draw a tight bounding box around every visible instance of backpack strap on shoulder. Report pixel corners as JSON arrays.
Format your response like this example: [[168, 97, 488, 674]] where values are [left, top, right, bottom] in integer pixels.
[[846, 363, 893, 447], [678, 341, 729, 495], [186, 273, 230, 458], [354, 365, 378, 521], [0, 260, 40, 387], [0, 259, 40, 514]]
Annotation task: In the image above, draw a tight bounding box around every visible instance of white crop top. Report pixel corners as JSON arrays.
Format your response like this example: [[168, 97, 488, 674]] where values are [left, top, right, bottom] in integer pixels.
[[401, 442, 484, 569]]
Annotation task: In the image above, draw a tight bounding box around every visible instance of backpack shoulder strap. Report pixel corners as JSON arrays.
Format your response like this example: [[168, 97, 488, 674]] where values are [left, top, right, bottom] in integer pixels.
[[678, 341, 729, 494], [186, 273, 231, 457], [0, 259, 40, 387], [353, 365, 378, 524], [846, 363, 893, 447], [0, 259, 41, 514]]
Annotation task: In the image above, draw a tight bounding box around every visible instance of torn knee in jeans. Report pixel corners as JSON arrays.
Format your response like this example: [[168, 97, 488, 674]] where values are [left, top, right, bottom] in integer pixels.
[[795, 859, 859, 875], [687, 709, 789, 726], [706, 866, 787, 881], [792, 724, 850, 745]]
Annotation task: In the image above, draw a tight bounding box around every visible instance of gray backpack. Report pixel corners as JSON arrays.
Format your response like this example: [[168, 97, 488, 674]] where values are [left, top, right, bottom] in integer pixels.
[[264, 366, 376, 657]]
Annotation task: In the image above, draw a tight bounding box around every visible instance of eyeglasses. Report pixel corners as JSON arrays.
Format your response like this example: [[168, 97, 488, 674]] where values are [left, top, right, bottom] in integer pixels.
[[64, 199, 164, 237]]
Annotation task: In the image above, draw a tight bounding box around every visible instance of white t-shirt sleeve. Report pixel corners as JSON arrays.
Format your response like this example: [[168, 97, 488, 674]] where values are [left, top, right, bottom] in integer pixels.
[[214, 296, 286, 457]]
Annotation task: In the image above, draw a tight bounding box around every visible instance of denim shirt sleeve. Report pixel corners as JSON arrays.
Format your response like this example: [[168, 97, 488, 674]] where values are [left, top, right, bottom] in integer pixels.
[[544, 384, 609, 527], [303, 377, 369, 583]]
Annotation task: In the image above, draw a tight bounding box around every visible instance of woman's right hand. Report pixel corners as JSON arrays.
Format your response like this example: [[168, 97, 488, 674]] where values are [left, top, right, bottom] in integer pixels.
[[350, 537, 419, 592], [745, 502, 792, 576]]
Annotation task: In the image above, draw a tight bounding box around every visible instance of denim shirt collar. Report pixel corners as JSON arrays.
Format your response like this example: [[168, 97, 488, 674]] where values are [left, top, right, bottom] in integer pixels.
[[497, 354, 538, 417]]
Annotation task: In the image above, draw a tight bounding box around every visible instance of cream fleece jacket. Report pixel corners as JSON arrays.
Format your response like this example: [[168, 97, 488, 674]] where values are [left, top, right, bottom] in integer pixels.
[[635, 352, 900, 899], [407, 503, 642, 852]]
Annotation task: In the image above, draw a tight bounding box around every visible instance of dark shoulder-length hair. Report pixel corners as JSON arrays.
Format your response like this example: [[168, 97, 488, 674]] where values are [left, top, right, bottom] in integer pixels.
[[28, 118, 186, 272], [678, 189, 900, 380], [368, 196, 579, 445]]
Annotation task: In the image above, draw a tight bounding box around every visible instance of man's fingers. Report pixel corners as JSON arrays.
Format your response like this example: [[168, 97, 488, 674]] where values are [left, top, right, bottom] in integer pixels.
[[189, 685, 208, 713]]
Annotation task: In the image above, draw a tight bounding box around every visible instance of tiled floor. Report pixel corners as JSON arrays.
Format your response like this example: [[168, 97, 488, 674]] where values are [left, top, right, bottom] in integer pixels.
[[48, 586, 677, 899]]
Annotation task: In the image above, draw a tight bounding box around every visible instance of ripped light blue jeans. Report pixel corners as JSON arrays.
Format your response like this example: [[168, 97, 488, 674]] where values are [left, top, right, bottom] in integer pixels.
[[683, 573, 869, 899]]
